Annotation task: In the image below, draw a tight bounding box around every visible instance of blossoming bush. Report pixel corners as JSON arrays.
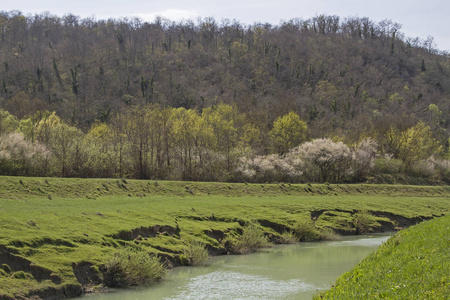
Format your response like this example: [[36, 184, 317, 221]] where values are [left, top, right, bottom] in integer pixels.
[[235, 138, 379, 183], [0, 132, 50, 175], [235, 154, 302, 182], [289, 138, 352, 183]]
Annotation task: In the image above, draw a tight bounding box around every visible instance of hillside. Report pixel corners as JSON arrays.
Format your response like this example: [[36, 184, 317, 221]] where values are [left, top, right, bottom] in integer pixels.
[[0, 12, 449, 137], [1, 12, 450, 182]]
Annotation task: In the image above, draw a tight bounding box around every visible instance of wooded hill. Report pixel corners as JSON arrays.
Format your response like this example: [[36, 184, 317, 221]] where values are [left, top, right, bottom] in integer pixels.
[[1, 11, 449, 135], [0, 11, 450, 182]]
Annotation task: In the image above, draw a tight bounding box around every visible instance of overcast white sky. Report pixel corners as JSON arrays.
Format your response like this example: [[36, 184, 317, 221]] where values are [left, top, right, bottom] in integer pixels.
[[3, 0, 450, 52]]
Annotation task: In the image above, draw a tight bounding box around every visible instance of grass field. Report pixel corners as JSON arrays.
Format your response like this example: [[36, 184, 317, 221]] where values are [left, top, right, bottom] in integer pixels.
[[0, 176, 449, 299], [315, 214, 450, 299]]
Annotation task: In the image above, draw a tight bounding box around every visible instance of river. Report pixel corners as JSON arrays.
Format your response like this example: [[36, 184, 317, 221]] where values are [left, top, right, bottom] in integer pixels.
[[83, 234, 391, 300]]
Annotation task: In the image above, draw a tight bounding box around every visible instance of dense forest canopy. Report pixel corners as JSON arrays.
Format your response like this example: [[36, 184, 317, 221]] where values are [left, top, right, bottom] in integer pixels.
[[0, 10, 450, 182]]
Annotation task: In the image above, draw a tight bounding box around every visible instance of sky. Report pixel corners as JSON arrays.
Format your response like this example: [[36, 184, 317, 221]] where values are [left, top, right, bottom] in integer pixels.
[[2, 0, 450, 52]]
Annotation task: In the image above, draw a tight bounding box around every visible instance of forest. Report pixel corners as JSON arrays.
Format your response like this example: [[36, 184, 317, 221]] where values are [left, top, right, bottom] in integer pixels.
[[0, 11, 449, 183]]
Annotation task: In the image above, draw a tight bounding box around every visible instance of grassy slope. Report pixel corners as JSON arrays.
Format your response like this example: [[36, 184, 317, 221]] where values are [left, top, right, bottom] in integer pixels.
[[0, 176, 449, 299], [315, 214, 450, 299]]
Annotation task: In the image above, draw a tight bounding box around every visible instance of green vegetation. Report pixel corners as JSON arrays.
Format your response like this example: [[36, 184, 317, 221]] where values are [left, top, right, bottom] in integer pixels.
[[181, 240, 209, 266], [223, 224, 270, 254], [1, 13, 450, 184], [102, 247, 166, 287], [2, 105, 450, 184], [0, 176, 449, 298], [315, 214, 450, 299], [278, 230, 299, 244], [293, 219, 341, 241]]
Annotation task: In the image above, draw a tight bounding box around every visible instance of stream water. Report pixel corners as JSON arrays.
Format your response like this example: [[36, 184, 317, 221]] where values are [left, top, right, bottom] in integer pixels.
[[83, 234, 391, 300]]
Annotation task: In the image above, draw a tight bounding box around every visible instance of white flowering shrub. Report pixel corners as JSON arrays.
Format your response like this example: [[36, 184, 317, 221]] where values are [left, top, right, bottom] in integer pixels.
[[235, 154, 302, 182], [409, 156, 450, 181], [289, 138, 352, 183], [351, 138, 378, 181], [0, 132, 50, 175]]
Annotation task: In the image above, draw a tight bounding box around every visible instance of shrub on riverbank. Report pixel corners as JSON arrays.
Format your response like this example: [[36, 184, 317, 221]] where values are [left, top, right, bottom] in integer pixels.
[[319, 228, 342, 241], [293, 219, 320, 241], [223, 224, 270, 254], [353, 210, 375, 234], [102, 248, 166, 287], [278, 230, 299, 244], [294, 219, 341, 241], [181, 240, 210, 266]]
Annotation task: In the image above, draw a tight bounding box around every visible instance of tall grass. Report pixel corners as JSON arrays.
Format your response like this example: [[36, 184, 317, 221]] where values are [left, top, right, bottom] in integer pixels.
[[353, 210, 374, 234], [223, 224, 270, 254], [293, 219, 341, 241], [278, 230, 299, 244], [181, 240, 210, 266], [102, 248, 166, 287], [293, 219, 320, 241]]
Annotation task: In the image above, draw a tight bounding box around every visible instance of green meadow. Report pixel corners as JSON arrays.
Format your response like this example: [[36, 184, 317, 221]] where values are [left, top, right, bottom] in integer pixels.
[[0, 176, 449, 299]]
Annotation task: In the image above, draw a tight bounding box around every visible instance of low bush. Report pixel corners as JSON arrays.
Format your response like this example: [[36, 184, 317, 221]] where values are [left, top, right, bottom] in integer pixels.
[[181, 240, 209, 266], [373, 155, 404, 174], [353, 210, 374, 234], [318, 227, 342, 241], [278, 230, 299, 244], [102, 248, 166, 287], [293, 219, 341, 241], [12, 271, 32, 280], [223, 224, 270, 254], [293, 219, 320, 241]]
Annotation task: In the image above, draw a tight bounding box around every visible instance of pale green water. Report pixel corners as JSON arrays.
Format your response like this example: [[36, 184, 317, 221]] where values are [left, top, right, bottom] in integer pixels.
[[84, 234, 391, 300]]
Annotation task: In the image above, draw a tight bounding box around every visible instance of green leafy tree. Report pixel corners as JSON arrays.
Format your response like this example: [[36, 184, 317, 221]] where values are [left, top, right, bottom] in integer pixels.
[[202, 103, 239, 172], [51, 123, 85, 177], [173, 107, 215, 180], [269, 111, 308, 154], [0, 109, 19, 134], [397, 121, 442, 165], [83, 121, 117, 177]]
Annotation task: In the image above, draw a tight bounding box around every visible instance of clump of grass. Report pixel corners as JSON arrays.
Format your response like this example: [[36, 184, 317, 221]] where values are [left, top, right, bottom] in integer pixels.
[[318, 227, 342, 241], [27, 220, 36, 226], [102, 248, 166, 287], [293, 219, 320, 241], [223, 224, 270, 254], [12, 271, 33, 280], [181, 240, 209, 266], [293, 219, 341, 241], [0, 269, 7, 277], [353, 210, 374, 233], [1, 264, 12, 274], [278, 230, 299, 244]]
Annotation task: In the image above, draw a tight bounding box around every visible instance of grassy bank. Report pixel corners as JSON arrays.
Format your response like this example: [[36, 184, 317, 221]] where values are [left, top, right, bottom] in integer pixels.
[[0, 176, 449, 299], [315, 214, 450, 299]]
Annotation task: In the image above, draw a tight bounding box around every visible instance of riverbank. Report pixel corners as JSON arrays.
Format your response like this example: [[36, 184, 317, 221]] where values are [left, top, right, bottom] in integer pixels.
[[0, 176, 449, 299], [315, 214, 450, 299]]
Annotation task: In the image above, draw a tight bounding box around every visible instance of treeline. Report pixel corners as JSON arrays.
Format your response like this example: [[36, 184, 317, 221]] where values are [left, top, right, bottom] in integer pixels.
[[1, 105, 449, 183], [0, 11, 449, 142]]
